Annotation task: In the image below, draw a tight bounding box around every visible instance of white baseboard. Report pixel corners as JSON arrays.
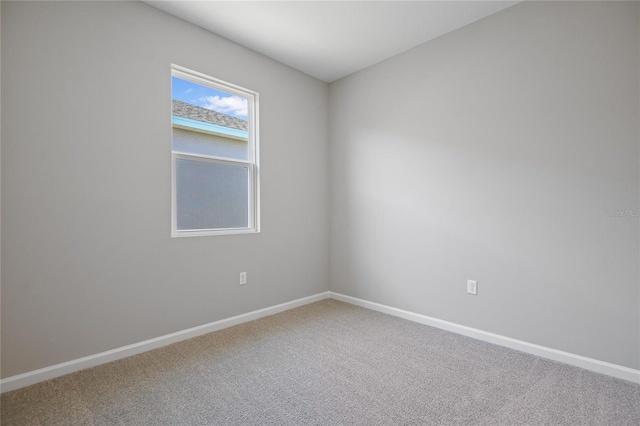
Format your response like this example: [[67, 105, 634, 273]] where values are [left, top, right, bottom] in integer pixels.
[[0, 292, 330, 393], [328, 292, 640, 384], [3, 290, 637, 393]]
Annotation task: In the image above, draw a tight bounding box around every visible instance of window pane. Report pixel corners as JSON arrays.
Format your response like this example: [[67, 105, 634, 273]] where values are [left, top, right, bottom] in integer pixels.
[[172, 128, 248, 161], [172, 76, 249, 161], [176, 158, 249, 230]]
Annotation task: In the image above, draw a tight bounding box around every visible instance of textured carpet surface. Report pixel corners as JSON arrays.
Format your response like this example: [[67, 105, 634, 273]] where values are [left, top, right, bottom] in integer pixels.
[[1, 299, 639, 425]]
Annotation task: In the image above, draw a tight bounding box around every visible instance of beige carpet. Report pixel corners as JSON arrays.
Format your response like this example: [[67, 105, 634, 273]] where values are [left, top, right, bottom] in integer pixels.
[[1, 299, 639, 425]]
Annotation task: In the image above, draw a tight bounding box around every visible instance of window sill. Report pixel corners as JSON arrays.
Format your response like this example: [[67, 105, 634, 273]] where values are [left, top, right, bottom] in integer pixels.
[[171, 228, 259, 238]]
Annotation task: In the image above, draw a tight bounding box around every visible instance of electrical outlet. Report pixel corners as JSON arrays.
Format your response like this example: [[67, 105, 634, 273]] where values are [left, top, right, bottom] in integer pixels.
[[239, 272, 247, 285], [467, 280, 477, 295]]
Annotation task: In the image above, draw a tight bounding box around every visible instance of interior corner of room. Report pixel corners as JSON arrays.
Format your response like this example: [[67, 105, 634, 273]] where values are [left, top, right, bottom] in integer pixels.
[[1, 0, 638, 401]]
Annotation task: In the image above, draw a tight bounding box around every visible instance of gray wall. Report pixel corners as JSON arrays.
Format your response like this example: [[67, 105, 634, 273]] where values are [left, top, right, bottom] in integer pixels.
[[329, 1, 639, 369], [1, 1, 329, 378]]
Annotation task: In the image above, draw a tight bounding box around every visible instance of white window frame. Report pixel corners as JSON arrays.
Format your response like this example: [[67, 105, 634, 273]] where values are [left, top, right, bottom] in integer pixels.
[[171, 64, 260, 237]]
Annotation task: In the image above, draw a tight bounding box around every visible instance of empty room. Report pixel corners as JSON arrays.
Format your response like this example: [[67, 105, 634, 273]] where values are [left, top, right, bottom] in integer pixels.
[[1, 0, 639, 425]]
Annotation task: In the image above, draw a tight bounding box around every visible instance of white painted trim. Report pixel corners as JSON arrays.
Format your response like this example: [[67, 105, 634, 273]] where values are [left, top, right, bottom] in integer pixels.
[[0, 292, 329, 393], [173, 151, 253, 166], [3, 290, 636, 393], [328, 292, 640, 384]]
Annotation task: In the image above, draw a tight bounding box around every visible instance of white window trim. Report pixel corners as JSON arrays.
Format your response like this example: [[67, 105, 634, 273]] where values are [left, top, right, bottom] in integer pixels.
[[171, 64, 260, 237]]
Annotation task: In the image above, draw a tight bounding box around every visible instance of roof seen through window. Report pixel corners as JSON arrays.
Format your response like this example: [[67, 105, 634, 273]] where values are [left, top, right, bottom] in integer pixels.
[[171, 77, 248, 120]]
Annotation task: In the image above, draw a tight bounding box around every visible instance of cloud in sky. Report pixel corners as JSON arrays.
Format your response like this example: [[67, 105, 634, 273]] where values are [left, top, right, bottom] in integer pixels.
[[200, 95, 248, 118]]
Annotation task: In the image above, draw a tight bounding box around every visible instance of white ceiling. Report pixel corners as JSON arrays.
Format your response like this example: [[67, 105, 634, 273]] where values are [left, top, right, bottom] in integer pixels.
[[145, 1, 520, 82]]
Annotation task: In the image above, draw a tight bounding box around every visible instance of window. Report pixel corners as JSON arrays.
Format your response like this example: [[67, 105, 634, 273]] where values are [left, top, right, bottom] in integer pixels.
[[171, 65, 259, 236]]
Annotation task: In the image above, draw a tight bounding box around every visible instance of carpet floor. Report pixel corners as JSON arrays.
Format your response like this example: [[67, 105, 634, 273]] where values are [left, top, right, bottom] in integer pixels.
[[1, 299, 639, 425]]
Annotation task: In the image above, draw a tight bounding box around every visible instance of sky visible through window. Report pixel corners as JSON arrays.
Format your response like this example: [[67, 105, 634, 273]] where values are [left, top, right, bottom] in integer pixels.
[[172, 77, 248, 120]]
